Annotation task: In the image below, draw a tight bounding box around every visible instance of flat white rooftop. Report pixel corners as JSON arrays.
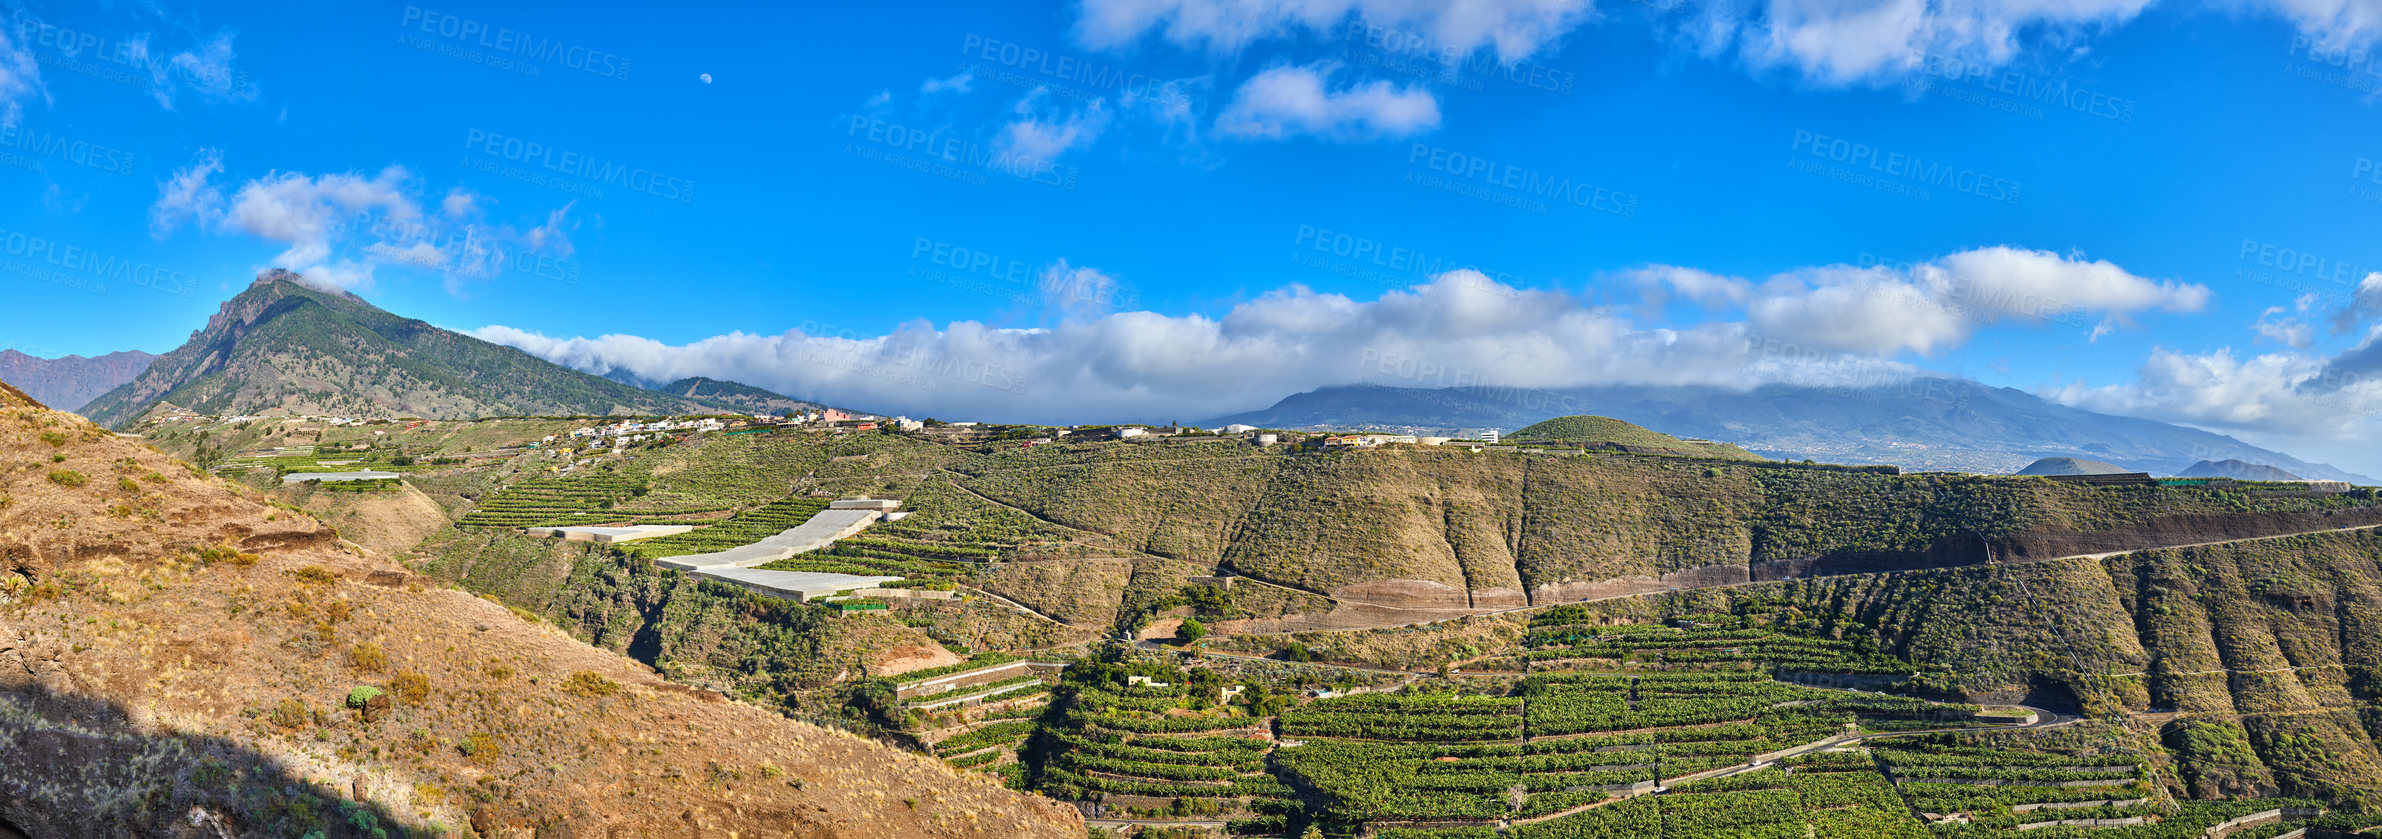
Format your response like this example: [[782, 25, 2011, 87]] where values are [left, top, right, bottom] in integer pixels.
[[697, 569, 902, 602], [525, 524, 694, 544], [282, 470, 400, 484], [654, 508, 883, 571]]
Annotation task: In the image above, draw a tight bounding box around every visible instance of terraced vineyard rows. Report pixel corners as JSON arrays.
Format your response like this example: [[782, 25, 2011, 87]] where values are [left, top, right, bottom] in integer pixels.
[[959, 613, 2078, 837], [455, 476, 734, 528]]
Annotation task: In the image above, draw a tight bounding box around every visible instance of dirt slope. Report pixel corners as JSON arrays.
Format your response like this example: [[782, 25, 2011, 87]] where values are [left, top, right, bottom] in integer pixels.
[[0, 405, 1079, 837], [291, 481, 455, 560]]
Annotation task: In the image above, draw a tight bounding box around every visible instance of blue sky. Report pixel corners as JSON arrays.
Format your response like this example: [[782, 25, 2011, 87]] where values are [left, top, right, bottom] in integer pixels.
[[5, 0, 2382, 471]]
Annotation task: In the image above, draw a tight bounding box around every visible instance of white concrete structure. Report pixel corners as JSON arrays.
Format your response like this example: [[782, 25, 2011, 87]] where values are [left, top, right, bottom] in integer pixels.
[[697, 569, 901, 602], [655, 507, 888, 571], [525, 525, 695, 544], [282, 470, 400, 485], [1222, 424, 1258, 434], [828, 497, 903, 513]]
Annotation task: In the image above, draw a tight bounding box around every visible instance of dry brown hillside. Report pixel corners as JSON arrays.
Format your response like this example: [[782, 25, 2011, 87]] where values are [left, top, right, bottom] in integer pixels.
[[0, 380, 42, 409], [0, 404, 1080, 838]]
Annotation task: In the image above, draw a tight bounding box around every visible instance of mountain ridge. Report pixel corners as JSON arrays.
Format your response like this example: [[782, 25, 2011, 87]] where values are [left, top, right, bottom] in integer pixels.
[[661, 375, 824, 416], [0, 348, 155, 412], [78, 271, 723, 428], [1208, 381, 2376, 484]]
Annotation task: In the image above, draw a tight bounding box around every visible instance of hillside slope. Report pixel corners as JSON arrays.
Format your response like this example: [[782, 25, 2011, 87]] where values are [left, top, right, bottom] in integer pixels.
[[2183, 459, 2304, 481], [0, 349, 155, 412], [2016, 456, 2131, 475], [78, 271, 715, 428], [1509, 414, 1761, 459], [0, 403, 1078, 836], [1722, 528, 2382, 807], [1210, 382, 2376, 483], [951, 440, 2382, 611]]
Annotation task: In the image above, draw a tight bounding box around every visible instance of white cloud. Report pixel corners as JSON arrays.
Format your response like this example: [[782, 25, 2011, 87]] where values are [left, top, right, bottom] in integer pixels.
[[472, 270, 1933, 424], [2253, 309, 2315, 348], [2255, 0, 2382, 51], [997, 94, 1113, 162], [0, 28, 47, 129], [2253, 294, 2321, 348], [1217, 62, 1440, 141], [147, 156, 574, 295], [2047, 344, 2382, 439], [1750, 265, 1977, 355], [1074, 0, 1592, 62], [126, 29, 253, 110], [921, 69, 975, 95], [1037, 260, 1136, 319], [1063, 0, 2376, 91], [1698, 0, 2382, 85], [1627, 265, 1754, 308], [150, 148, 226, 237], [215, 167, 419, 287], [441, 189, 480, 218], [1697, 0, 2159, 83], [2334, 271, 2382, 334], [1744, 246, 2206, 355], [521, 202, 576, 257], [471, 246, 2223, 424]]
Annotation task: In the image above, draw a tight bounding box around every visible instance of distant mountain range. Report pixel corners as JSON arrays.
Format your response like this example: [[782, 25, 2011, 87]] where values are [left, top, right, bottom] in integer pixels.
[[79, 271, 812, 428], [1209, 381, 2376, 484], [659, 376, 822, 416], [0, 349, 156, 412]]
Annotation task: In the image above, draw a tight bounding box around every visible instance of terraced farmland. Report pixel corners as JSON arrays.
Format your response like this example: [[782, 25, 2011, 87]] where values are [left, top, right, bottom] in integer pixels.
[[911, 599, 2382, 839], [454, 475, 732, 528], [619, 496, 833, 559]]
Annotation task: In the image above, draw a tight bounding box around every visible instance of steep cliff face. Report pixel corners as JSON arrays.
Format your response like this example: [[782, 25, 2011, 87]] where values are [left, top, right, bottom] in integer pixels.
[[956, 442, 2382, 611], [1729, 529, 2382, 808], [2104, 530, 2382, 807]]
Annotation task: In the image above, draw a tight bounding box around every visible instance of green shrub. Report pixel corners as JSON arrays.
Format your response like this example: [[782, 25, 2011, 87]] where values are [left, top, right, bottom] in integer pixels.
[[346, 686, 384, 708], [45, 470, 85, 487]]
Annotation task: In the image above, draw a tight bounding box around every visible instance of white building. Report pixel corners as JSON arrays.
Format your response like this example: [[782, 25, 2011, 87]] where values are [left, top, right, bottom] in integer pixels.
[[1221, 424, 1258, 434]]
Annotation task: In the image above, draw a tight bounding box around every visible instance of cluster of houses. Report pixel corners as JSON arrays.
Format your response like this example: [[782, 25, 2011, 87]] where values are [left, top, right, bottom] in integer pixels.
[[565, 417, 732, 445], [901, 422, 1510, 452]]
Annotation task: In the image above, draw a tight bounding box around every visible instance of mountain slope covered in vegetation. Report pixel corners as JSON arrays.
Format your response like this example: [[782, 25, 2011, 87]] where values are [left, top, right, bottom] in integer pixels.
[[80, 272, 717, 428]]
